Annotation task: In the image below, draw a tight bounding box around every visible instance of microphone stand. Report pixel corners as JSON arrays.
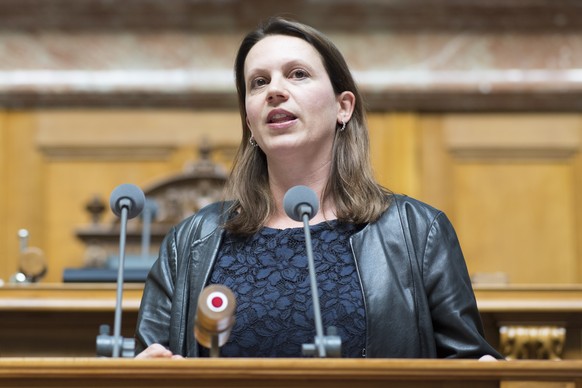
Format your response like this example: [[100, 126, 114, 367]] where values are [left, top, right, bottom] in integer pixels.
[[112, 198, 130, 358], [140, 199, 157, 262], [96, 198, 136, 358], [298, 205, 342, 358], [96, 185, 144, 358]]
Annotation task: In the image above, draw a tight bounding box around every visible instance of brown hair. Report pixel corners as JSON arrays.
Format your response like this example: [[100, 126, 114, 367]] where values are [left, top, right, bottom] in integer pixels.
[[224, 17, 390, 235]]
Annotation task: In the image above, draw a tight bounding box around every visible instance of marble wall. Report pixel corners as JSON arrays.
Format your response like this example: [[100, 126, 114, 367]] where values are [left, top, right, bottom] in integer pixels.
[[0, 0, 581, 111]]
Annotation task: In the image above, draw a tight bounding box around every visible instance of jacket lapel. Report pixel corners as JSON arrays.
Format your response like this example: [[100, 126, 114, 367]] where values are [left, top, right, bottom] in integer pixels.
[[184, 228, 225, 356]]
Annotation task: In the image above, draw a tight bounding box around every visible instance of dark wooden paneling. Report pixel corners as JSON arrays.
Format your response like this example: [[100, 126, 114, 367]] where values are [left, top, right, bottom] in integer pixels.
[[0, 0, 582, 32]]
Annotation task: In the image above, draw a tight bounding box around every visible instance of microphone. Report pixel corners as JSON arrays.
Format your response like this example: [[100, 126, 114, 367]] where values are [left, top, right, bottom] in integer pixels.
[[195, 284, 236, 357], [110, 183, 145, 219], [283, 186, 341, 358], [96, 183, 145, 358], [283, 185, 319, 221]]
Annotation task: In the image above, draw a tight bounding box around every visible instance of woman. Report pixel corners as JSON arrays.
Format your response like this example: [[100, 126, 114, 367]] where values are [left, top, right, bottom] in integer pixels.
[[135, 17, 501, 359]]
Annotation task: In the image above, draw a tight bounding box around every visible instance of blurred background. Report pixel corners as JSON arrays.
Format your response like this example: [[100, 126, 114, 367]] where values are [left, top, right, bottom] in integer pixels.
[[1, 0, 582, 286]]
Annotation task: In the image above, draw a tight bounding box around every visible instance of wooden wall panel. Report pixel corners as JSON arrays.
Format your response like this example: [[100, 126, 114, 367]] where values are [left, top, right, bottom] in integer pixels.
[[368, 113, 420, 198], [0, 110, 242, 283], [3, 110, 582, 285], [0, 111, 7, 280], [574, 142, 582, 283], [418, 115, 454, 215], [43, 161, 174, 282], [454, 163, 577, 283], [35, 110, 243, 161], [37, 110, 242, 282], [419, 114, 582, 284], [0, 112, 45, 283]]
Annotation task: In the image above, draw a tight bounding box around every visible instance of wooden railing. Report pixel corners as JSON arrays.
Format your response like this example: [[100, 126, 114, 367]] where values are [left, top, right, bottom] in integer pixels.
[[2, 283, 582, 359], [0, 283, 142, 357], [0, 358, 581, 388]]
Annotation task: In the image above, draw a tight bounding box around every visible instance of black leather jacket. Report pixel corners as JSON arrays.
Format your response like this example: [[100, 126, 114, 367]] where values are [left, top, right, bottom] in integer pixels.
[[135, 194, 501, 358]]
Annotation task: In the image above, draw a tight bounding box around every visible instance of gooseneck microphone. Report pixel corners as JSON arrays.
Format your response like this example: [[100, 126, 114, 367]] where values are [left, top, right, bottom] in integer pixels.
[[283, 186, 342, 358], [109, 183, 145, 219], [96, 184, 145, 358], [283, 185, 319, 222]]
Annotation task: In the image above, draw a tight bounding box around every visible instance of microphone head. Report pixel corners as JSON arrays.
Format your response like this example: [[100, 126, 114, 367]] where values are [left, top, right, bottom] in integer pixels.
[[283, 185, 319, 222], [195, 284, 236, 348], [109, 183, 145, 219]]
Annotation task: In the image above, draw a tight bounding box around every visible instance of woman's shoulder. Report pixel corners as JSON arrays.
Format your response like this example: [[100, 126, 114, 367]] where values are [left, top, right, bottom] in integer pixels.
[[371, 194, 455, 250], [172, 201, 232, 240], [370, 193, 451, 238], [385, 193, 443, 220]]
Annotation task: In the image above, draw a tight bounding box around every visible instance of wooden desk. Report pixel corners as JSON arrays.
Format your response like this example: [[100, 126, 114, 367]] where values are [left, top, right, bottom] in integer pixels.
[[0, 283, 143, 357], [0, 358, 581, 388], [475, 284, 582, 359], [475, 284, 582, 313], [2, 283, 582, 358]]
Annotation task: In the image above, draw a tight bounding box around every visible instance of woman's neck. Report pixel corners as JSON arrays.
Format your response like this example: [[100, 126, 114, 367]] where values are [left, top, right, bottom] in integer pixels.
[[265, 157, 336, 229]]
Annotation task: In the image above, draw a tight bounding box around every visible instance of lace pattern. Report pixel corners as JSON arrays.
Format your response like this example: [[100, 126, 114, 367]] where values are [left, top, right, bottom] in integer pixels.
[[199, 220, 367, 358]]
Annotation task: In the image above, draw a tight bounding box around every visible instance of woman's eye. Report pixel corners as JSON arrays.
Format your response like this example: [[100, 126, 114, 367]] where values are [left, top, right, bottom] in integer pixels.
[[250, 77, 267, 89], [291, 69, 308, 79]]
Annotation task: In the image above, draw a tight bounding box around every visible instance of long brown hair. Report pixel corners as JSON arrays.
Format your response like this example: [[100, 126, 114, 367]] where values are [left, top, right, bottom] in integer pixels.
[[224, 17, 390, 235]]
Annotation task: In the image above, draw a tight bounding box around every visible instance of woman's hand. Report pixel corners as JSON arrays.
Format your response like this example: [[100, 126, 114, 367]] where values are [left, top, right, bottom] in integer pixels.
[[135, 343, 184, 359]]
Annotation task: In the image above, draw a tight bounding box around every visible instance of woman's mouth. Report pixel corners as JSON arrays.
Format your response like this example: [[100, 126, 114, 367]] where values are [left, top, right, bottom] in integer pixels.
[[267, 110, 297, 124]]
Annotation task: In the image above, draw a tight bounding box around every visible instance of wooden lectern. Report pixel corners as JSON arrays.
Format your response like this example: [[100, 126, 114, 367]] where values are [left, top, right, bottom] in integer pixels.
[[0, 358, 581, 388]]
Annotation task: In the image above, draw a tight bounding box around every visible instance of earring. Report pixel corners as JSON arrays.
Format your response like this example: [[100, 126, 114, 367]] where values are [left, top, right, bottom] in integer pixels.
[[249, 136, 258, 147], [339, 119, 346, 132]]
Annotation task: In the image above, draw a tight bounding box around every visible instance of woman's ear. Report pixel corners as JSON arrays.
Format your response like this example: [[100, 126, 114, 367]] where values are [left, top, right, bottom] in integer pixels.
[[337, 91, 356, 123]]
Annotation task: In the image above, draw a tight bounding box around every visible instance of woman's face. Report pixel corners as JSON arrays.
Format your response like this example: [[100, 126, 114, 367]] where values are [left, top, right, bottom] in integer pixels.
[[243, 35, 342, 159]]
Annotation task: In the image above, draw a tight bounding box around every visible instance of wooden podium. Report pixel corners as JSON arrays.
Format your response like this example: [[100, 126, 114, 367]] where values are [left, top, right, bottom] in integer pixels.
[[0, 358, 580, 388], [3, 283, 582, 360]]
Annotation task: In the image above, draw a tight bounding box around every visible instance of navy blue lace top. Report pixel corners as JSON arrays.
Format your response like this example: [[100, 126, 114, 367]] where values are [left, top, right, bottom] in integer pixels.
[[200, 220, 367, 358]]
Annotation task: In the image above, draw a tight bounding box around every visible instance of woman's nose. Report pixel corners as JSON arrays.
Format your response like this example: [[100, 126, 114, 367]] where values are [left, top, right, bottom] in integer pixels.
[[266, 77, 288, 102]]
